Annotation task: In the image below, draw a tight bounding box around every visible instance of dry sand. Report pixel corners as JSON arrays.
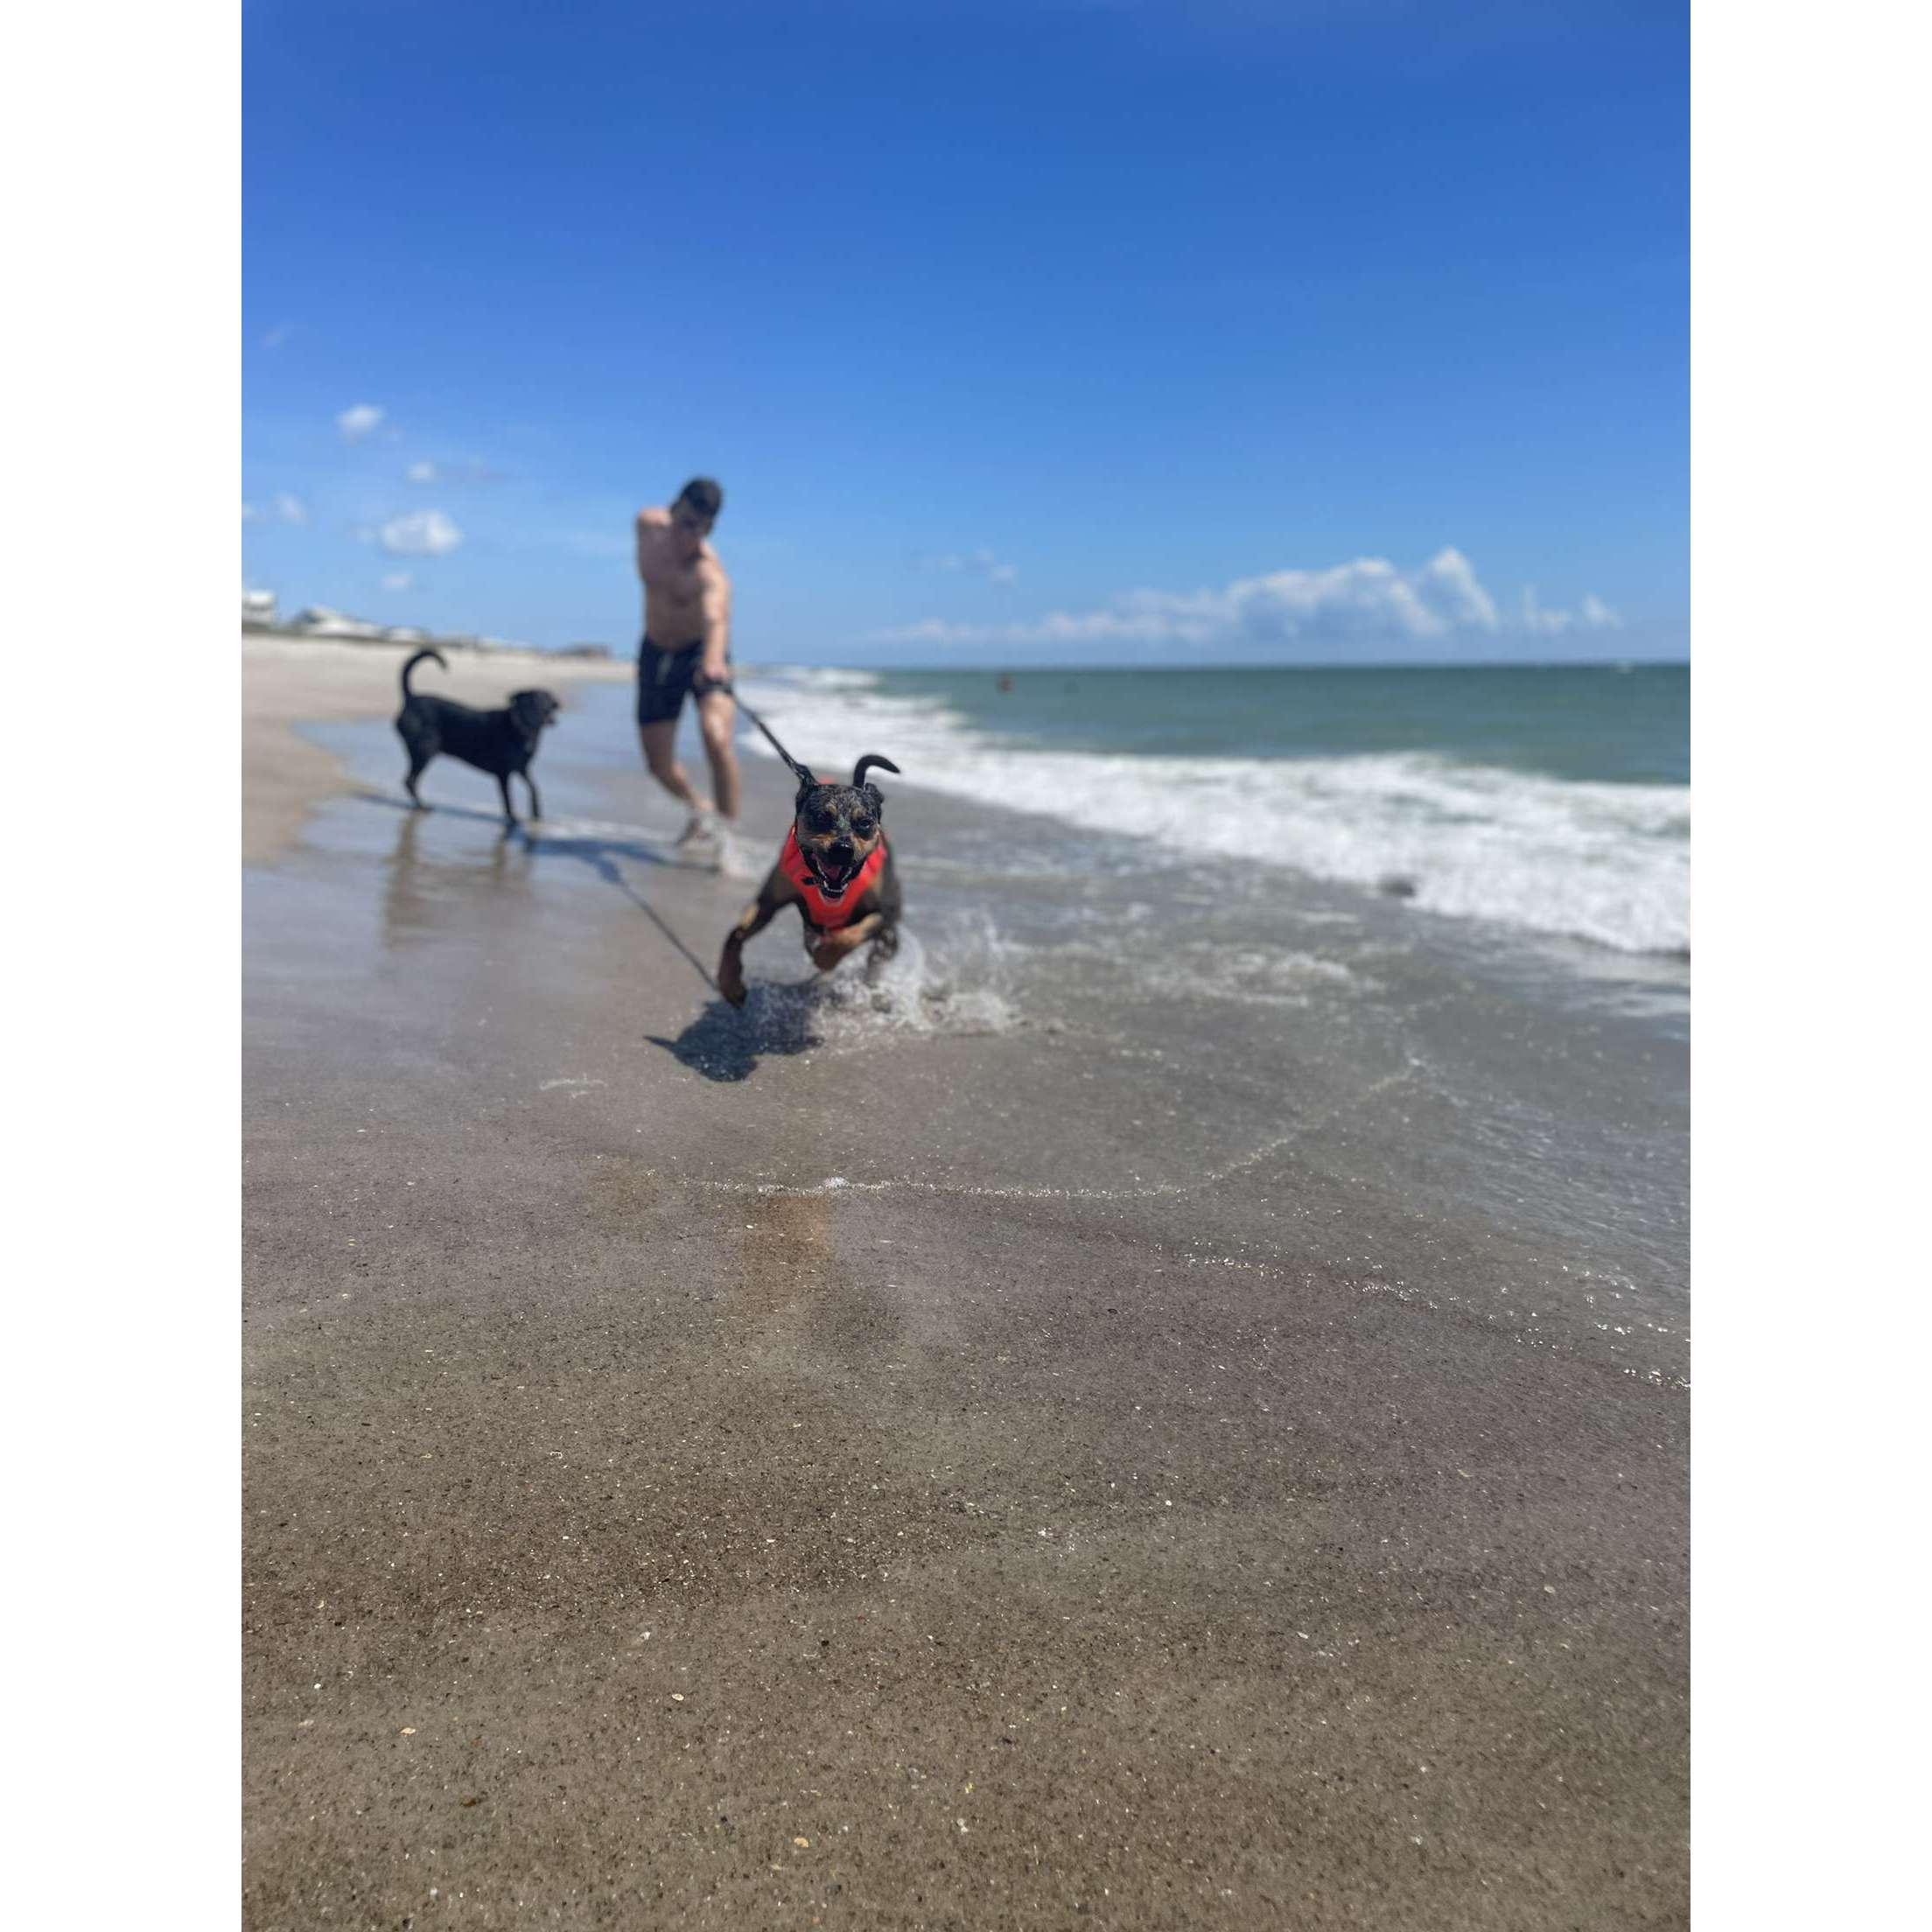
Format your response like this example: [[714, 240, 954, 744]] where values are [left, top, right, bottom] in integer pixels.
[[242, 641, 1688, 1929]]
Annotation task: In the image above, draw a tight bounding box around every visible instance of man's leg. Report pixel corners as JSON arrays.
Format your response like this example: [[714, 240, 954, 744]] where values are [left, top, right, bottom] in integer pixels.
[[696, 688, 742, 823], [640, 719, 710, 819]]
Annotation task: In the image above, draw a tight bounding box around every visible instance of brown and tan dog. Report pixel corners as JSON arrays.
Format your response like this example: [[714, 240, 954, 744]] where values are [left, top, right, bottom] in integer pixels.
[[717, 755, 902, 1007]]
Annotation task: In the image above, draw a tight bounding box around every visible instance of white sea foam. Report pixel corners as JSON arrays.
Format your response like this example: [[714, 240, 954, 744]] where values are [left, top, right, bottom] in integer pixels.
[[738, 668, 1690, 956], [740, 910, 1021, 1051]]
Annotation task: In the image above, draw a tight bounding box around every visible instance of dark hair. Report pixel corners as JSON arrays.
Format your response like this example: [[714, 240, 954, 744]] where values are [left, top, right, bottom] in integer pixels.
[[675, 477, 724, 521]]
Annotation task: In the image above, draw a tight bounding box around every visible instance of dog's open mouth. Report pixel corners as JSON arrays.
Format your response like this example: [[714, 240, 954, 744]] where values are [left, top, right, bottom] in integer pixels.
[[807, 851, 858, 900]]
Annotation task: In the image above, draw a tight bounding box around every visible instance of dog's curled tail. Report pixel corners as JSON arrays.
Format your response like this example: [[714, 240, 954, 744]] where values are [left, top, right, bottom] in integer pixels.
[[400, 647, 449, 697], [851, 753, 901, 789]]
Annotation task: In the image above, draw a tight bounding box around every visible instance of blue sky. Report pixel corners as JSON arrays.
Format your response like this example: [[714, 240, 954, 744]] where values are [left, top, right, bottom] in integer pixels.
[[242, 0, 1687, 662]]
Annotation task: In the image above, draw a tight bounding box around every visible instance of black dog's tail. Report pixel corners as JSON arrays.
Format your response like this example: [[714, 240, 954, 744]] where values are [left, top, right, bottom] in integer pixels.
[[400, 647, 449, 697], [852, 754, 901, 789]]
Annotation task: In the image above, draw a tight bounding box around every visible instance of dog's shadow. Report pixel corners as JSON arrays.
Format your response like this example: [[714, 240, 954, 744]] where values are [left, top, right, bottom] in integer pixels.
[[646, 978, 837, 1083], [641, 989, 807, 1082]]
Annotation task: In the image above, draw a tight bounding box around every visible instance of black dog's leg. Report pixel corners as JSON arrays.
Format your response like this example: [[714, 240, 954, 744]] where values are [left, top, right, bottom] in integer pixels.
[[522, 768, 543, 823], [496, 773, 519, 826], [403, 752, 431, 808]]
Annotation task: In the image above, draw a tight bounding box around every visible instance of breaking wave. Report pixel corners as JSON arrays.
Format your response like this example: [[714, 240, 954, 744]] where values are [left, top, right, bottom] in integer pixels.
[[737, 668, 1689, 956]]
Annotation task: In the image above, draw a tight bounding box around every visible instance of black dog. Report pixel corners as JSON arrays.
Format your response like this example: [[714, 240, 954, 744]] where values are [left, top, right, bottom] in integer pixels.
[[395, 648, 560, 825], [717, 755, 903, 1007]]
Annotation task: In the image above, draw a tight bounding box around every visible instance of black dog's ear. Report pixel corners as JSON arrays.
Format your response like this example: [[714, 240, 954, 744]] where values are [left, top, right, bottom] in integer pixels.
[[851, 753, 900, 790]]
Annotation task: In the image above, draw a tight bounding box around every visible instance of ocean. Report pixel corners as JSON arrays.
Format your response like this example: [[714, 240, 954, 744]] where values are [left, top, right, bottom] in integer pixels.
[[732, 662, 1689, 958]]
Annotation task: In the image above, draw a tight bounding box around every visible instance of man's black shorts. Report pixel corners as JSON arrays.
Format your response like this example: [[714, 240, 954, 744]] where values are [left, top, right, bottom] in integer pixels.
[[636, 635, 731, 727]]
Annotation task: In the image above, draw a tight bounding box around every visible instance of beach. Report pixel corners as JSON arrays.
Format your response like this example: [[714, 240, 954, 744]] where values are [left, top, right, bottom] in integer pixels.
[[242, 639, 1688, 1927]]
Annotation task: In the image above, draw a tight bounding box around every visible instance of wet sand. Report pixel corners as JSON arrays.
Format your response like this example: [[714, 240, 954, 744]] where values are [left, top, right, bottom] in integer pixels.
[[242, 643, 1687, 1928]]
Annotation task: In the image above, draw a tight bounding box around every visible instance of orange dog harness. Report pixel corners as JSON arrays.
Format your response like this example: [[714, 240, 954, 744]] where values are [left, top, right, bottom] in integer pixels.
[[779, 826, 887, 931]]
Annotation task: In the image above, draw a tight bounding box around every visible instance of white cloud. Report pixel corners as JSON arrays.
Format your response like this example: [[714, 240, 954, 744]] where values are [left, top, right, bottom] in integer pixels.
[[241, 501, 258, 522], [382, 571, 415, 592], [926, 546, 1019, 586], [1519, 586, 1622, 636], [872, 548, 1618, 655], [271, 492, 309, 526], [379, 509, 463, 557], [1418, 545, 1497, 629], [337, 402, 385, 443], [407, 456, 505, 485]]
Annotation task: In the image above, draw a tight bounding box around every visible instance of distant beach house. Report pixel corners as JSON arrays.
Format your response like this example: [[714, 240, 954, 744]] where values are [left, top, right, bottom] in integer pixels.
[[290, 606, 387, 640], [242, 588, 278, 629]]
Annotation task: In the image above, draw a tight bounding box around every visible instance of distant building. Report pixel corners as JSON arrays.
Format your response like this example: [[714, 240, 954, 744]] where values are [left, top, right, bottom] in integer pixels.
[[558, 641, 614, 660], [382, 626, 430, 643], [242, 588, 278, 630], [290, 606, 386, 640]]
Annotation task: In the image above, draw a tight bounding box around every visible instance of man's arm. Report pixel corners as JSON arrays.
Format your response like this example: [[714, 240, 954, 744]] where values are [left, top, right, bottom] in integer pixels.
[[696, 561, 732, 685], [634, 507, 668, 582]]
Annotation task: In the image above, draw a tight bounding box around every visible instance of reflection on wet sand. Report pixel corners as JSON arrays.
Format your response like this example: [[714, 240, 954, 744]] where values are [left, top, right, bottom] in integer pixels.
[[360, 790, 727, 976], [737, 1189, 836, 1319], [377, 804, 536, 952]]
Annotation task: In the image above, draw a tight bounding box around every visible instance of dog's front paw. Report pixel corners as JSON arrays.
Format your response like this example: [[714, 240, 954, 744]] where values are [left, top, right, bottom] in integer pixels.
[[718, 957, 747, 1007]]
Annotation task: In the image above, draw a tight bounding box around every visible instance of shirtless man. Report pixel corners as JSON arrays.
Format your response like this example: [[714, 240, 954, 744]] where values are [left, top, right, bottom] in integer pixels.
[[634, 477, 738, 836]]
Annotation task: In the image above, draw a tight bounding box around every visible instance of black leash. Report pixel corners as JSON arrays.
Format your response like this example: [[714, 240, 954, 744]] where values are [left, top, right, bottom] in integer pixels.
[[550, 842, 726, 997], [696, 675, 817, 788], [616, 871, 727, 998]]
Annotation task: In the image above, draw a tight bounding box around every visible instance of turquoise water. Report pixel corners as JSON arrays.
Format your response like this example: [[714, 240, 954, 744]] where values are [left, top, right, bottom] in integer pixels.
[[856, 662, 1687, 787]]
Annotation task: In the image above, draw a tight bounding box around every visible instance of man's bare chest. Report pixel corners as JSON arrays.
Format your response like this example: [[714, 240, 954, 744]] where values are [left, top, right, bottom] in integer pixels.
[[640, 547, 705, 599]]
